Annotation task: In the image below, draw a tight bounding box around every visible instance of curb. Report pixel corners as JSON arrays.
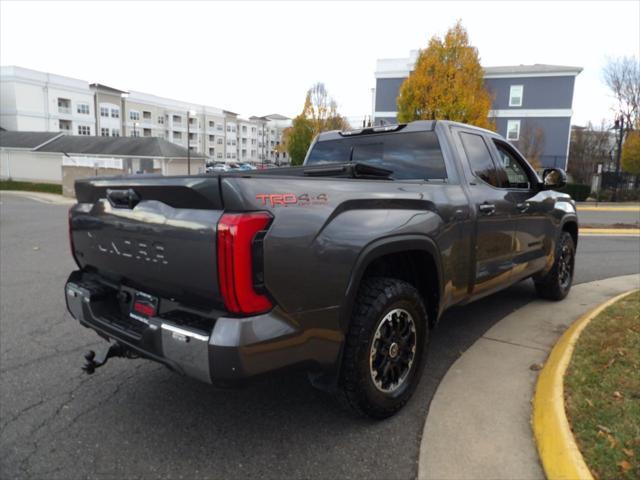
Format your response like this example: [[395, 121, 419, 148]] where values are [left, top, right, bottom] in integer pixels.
[[580, 228, 640, 235], [577, 206, 639, 212], [532, 289, 638, 480]]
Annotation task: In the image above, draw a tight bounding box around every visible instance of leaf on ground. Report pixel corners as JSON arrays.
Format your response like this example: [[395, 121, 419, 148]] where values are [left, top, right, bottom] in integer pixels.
[[597, 424, 612, 434], [623, 448, 634, 457], [617, 459, 631, 473], [529, 363, 543, 371], [612, 391, 623, 399], [585, 398, 594, 407]]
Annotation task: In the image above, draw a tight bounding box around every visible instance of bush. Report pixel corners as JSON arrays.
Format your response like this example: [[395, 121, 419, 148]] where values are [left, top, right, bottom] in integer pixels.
[[0, 179, 63, 195], [560, 183, 591, 201]]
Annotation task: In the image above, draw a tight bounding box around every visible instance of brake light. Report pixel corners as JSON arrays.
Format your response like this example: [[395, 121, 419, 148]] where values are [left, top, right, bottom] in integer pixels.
[[217, 212, 273, 315]]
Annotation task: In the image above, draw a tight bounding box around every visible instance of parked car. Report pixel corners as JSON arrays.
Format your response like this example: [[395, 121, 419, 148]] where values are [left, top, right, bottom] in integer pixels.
[[66, 120, 577, 418]]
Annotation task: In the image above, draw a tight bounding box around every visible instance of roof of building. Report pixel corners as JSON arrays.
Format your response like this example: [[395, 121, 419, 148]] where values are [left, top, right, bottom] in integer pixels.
[[483, 64, 583, 76], [0, 131, 205, 158], [263, 113, 290, 120], [90, 83, 128, 95], [0, 131, 62, 149]]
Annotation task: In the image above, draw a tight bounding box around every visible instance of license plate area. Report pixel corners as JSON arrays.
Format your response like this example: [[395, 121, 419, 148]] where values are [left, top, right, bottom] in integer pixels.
[[130, 291, 158, 324]]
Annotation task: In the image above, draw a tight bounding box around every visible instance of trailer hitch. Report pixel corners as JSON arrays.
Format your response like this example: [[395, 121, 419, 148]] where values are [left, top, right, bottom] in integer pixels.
[[82, 343, 133, 374]]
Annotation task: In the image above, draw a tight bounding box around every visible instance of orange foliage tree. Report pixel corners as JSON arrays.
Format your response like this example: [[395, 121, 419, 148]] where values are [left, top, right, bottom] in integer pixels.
[[397, 21, 494, 129]]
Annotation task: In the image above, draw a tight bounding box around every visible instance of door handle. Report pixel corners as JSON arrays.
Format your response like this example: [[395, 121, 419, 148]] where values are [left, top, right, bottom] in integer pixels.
[[516, 202, 530, 212], [478, 203, 496, 215]]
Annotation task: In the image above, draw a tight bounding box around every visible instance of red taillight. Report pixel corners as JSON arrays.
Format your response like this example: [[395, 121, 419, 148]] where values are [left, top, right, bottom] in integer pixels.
[[217, 212, 273, 315]]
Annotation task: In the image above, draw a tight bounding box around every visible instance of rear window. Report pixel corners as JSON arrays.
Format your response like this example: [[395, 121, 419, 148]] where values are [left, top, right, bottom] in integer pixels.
[[305, 131, 447, 180]]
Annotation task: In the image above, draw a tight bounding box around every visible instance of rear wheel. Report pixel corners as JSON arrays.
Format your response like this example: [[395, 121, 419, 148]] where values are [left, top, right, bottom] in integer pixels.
[[535, 231, 575, 300], [339, 277, 428, 419]]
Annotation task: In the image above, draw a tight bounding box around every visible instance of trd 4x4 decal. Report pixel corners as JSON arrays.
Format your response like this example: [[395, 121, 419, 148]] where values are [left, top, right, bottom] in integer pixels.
[[256, 193, 328, 207]]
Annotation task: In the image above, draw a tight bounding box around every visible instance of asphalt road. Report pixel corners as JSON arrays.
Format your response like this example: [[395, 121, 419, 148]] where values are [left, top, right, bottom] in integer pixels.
[[1, 193, 639, 480], [577, 208, 639, 227]]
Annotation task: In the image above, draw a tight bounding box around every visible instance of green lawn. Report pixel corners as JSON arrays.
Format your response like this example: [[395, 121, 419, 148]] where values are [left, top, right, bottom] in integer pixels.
[[565, 290, 640, 480], [0, 179, 62, 195]]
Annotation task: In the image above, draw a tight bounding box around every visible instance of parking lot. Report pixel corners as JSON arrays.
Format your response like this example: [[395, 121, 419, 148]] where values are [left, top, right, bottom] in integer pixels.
[[1, 192, 639, 480]]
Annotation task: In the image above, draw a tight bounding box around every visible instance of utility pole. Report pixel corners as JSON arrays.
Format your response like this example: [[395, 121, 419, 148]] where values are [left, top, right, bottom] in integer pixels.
[[613, 116, 624, 202], [187, 110, 191, 175]]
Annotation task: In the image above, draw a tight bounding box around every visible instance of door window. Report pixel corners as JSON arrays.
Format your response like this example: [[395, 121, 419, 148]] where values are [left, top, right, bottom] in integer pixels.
[[493, 141, 532, 189], [459, 132, 500, 187]]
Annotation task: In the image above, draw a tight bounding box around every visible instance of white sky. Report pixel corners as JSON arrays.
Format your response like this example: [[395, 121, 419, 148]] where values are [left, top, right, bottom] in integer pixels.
[[1, 0, 639, 126]]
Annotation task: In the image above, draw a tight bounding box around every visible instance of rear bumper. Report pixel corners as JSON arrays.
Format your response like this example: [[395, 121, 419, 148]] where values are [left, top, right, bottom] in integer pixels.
[[65, 274, 341, 385]]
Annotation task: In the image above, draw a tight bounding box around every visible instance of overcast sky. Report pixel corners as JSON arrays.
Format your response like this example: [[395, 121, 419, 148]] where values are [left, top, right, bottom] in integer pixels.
[[1, 0, 639, 126]]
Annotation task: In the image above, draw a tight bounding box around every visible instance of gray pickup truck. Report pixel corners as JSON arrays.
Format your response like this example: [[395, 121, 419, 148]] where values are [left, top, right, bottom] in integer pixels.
[[66, 120, 577, 418]]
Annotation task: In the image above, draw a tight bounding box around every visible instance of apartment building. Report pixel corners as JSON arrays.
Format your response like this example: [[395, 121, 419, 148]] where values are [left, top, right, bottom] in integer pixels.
[[373, 50, 582, 169], [0, 66, 291, 165]]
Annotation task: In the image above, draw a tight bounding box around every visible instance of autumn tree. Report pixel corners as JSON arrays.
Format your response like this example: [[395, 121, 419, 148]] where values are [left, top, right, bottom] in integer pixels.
[[567, 122, 612, 184], [604, 56, 640, 130], [514, 121, 545, 170], [621, 130, 640, 175], [283, 83, 350, 165], [396, 21, 493, 129]]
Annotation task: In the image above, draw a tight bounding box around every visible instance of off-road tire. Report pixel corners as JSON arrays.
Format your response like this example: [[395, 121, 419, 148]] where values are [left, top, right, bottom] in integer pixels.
[[534, 231, 575, 301], [339, 277, 429, 419]]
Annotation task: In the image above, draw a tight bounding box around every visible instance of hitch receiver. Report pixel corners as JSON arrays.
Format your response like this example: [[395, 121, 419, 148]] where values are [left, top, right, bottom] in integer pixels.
[[82, 343, 130, 374]]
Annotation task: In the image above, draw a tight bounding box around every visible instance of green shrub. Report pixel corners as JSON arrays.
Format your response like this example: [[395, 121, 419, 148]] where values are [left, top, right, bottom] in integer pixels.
[[560, 183, 591, 201], [0, 179, 62, 195]]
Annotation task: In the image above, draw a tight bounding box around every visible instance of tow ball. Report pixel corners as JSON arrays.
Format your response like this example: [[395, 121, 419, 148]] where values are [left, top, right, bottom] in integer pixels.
[[82, 343, 134, 374]]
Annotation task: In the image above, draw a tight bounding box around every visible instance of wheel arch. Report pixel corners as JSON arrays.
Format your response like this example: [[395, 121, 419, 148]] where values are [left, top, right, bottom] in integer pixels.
[[339, 235, 444, 333]]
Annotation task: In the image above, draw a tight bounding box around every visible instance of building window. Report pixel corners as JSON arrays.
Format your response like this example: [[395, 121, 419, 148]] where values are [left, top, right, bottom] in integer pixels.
[[131, 130, 140, 138], [100, 107, 109, 117], [57, 98, 71, 114], [209, 135, 215, 141], [509, 85, 523, 107], [130, 111, 140, 121], [158, 116, 164, 124], [209, 147, 215, 155], [217, 138, 223, 144], [217, 124, 223, 131], [143, 128, 152, 137], [217, 152, 223, 159], [111, 108, 120, 118], [143, 111, 152, 120], [226, 125, 231, 132], [209, 120, 215, 128], [77, 125, 91, 136], [173, 115, 182, 124], [226, 153, 230, 159], [507, 120, 521, 141], [77, 103, 90, 115], [101, 128, 110, 136], [173, 131, 182, 140], [59, 119, 72, 132], [112, 129, 120, 137]]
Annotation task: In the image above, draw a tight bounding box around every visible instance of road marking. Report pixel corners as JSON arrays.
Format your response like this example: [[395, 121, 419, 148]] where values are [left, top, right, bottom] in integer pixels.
[[580, 228, 640, 235], [578, 206, 640, 212]]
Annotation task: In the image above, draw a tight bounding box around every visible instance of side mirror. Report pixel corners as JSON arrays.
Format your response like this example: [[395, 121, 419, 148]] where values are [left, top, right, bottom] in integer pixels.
[[542, 168, 567, 190]]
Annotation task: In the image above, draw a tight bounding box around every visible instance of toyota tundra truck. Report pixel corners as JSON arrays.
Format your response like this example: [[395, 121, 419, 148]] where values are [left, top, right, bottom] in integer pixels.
[[65, 120, 578, 418]]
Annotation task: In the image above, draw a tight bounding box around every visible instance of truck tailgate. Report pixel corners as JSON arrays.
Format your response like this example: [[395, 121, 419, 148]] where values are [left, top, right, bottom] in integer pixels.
[[70, 176, 223, 306]]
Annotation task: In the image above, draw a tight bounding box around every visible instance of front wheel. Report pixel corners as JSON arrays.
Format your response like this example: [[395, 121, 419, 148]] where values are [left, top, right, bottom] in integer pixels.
[[534, 231, 575, 301], [339, 277, 429, 419]]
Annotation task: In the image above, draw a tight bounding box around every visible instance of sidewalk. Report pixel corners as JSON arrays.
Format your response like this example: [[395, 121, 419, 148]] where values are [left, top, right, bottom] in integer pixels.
[[0, 190, 75, 205], [418, 274, 640, 480]]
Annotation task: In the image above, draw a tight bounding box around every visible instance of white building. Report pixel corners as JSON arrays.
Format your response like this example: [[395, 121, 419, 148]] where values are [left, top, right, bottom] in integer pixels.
[[1, 66, 291, 165], [0, 66, 96, 136]]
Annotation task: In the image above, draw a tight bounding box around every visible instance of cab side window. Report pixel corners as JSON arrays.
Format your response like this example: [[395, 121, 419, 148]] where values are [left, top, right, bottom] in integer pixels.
[[493, 141, 532, 189], [459, 132, 500, 187]]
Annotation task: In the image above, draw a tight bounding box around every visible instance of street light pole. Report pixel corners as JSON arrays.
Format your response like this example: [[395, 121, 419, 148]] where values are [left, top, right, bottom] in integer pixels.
[[613, 116, 625, 202], [187, 110, 191, 175]]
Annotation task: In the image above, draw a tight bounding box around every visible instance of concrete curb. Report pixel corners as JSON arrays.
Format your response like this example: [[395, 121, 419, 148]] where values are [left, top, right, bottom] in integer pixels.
[[580, 228, 640, 235], [532, 289, 637, 480], [418, 274, 640, 480]]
